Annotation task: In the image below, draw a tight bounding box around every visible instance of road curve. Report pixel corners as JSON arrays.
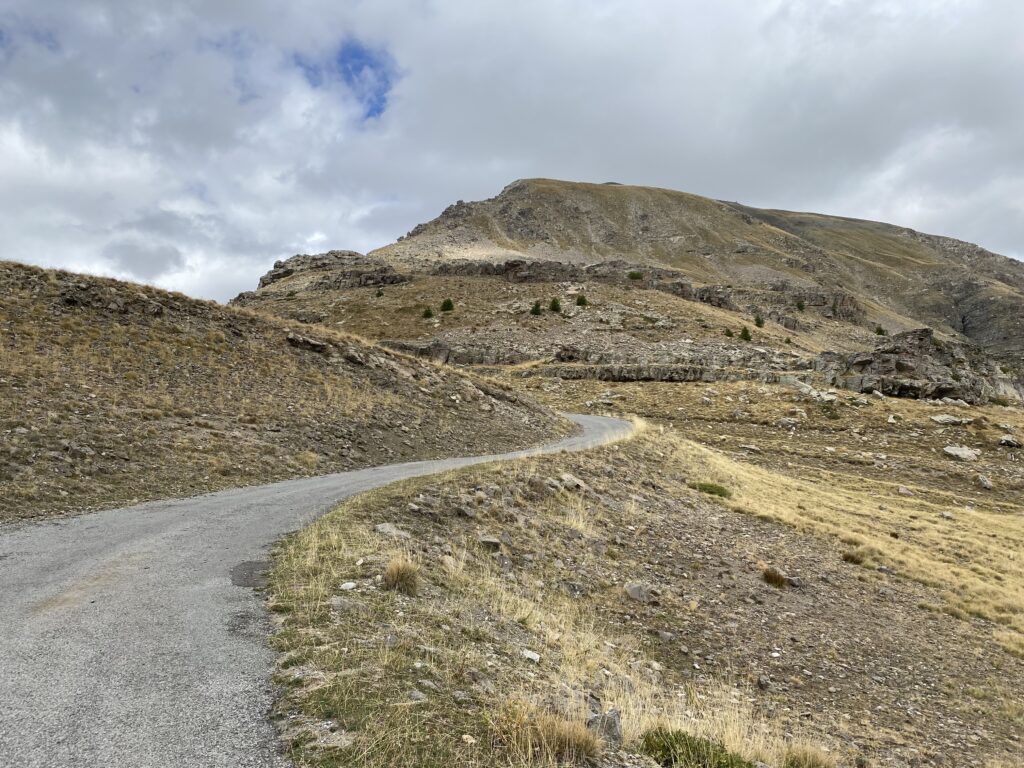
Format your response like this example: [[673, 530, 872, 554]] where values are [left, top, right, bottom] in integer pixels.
[[0, 413, 631, 768]]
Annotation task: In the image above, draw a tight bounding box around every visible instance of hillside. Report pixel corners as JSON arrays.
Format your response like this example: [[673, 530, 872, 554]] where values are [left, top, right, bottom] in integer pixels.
[[374, 178, 1024, 362], [0, 261, 567, 523]]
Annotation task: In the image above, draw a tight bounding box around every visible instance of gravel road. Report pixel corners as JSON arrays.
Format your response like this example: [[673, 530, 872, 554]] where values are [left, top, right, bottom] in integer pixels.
[[0, 414, 631, 767]]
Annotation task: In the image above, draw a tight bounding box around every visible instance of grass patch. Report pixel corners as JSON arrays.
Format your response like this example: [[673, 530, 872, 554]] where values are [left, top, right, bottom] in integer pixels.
[[688, 482, 732, 499], [641, 728, 754, 768], [383, 555, 420, 596]]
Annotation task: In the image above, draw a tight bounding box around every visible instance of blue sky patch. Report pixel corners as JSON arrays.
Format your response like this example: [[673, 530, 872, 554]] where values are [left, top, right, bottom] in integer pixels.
[[295, 39, 395, 120]]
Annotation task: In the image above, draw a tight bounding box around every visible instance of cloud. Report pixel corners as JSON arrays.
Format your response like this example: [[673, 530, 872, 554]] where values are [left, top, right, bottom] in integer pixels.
[[0, 0, 1021, 300]]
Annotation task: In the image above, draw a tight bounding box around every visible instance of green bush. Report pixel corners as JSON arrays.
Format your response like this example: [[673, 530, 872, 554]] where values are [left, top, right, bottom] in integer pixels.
[[739, 326, 752, 342], [724, 328, 734, 338], [796, 299, 805, 312], [688, 482, 732, 499], [784, 337, 792, 344], [640, 728, 754, 768], [627, 270, 643, 280], [875, 325, 887, 335], [375, 288, 384, 298], [549, 297, 562, 313], [422, 307, 434, 319], [441, 298, 455, 312], [575, 294, 588, 306], [529, 300, 542, 316], [754, 314, 765, 328]]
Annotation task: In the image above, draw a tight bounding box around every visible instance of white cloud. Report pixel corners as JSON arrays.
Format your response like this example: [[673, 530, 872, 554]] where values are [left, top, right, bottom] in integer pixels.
[[0, 0, 1021, 300]]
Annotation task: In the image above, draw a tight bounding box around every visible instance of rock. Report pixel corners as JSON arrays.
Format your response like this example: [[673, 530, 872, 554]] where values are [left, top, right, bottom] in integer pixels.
[[976, 474, 994, 490], [943, 445, 981, 461], [478, 534, 503, 551], [374, 522, 412, 539], [897, 486, 914, 497], [407, 690, 428, 703], [930, 414, 974, 425], [587, 707, 623, 748], [623, 582, 653, 603], [999, 434, 1022, 448], [339, 581, 357, 591], [559, 472, 591, 492], [521, 649, 541, 663]]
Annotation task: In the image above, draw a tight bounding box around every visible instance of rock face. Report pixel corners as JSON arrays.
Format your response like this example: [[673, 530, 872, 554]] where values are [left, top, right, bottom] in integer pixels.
[[814, 328, 1018, 404]]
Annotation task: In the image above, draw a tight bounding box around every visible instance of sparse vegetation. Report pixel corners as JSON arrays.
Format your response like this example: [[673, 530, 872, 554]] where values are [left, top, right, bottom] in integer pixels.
[[689, 481, 732, 498], [549, 297, 562, 313], [576, 294, 588, 306], [441, 298, 455, 312], [754, 314, 765, 328], [628, 270, 643, 280], [423, 307, 434, 318], [875, 325, 887, 335], [796, 299, 805, 312], [530, 300, 543, 316], [495, 702, 602, 765], [738, 326, 752, 342], [724, 328, 734, 338]]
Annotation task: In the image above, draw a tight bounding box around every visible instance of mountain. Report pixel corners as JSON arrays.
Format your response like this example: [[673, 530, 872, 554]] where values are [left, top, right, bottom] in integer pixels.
[[0, 261, 565, 523], [232, 179, 1022, 403], [376, 178, 1024, 360]]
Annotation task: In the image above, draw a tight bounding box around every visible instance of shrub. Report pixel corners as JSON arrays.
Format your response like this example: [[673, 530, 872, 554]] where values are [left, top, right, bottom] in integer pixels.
[[761, 565, 788, 588], [784, 337, 792, 344], [422, 307, 434, 319], [754, 314, 765, 328], [688, 481, 731, 499], [384, 556, 420, 596], [640, 728, 754, 768], [628, 270, 643, 280], [576, 294, 589, 306], [724, 328, 734, 338], [529, 300, 542, 316], [796, 299, 805, 312], [549, 297, 562, 313], [739, 326, 752, 342], [441, 298, 455, 312], [375, 288, 384, 298], [875, 325, 887, 336]]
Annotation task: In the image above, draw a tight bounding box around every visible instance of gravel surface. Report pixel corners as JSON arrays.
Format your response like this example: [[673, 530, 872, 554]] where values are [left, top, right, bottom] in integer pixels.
[[0, 414, 631, 768]]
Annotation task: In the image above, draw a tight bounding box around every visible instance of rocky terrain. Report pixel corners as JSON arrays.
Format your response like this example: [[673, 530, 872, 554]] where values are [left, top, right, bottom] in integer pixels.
[[0, 261, 567, 523], [268, 426, 1023, 768], [241, 179, 1023, 768]]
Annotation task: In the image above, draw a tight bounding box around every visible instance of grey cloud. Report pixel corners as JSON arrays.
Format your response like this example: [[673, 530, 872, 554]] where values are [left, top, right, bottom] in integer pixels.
[[0, 0, 1020, 301]]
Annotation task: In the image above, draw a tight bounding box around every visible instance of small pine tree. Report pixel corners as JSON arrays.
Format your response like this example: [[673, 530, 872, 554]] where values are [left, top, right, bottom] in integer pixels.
[[784, 337, 792, 344], [529, 300, 542, 316], [754, 314, 765, 328], [627, 270, 643, 280], [441, 298, 455, 312], [575, 294, 588, 306], [549, 297, 562, 313], [422, 307, 434, 319], [796, 299, 805, 312], [724, 328, 734, 338], [739, 326, 752, 341], [875, 325, 888, 335], [375, 288, 384, 298]]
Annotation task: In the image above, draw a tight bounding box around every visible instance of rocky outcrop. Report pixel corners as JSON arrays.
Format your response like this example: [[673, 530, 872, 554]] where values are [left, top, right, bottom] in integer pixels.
[[814, 328, 1020, 404], [517, 363, 799, 384]]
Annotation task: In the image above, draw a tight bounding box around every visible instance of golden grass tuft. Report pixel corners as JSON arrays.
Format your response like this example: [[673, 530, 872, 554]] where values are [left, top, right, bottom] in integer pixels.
[[761, 565, 788, 588], [783, 742, 838, 768], [383, 555, 420, 596], [493, 701, 602, 766]]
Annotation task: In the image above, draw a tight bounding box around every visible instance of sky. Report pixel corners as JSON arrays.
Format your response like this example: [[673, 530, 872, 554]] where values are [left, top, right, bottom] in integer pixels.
[[1, 1, 1022, 301]]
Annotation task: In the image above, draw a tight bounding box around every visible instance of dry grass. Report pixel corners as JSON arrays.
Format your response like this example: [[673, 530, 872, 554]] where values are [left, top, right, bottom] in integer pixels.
[[493, 701, 602, 766], [383, 555, 420, 596], [267, 430, 840, 768]]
